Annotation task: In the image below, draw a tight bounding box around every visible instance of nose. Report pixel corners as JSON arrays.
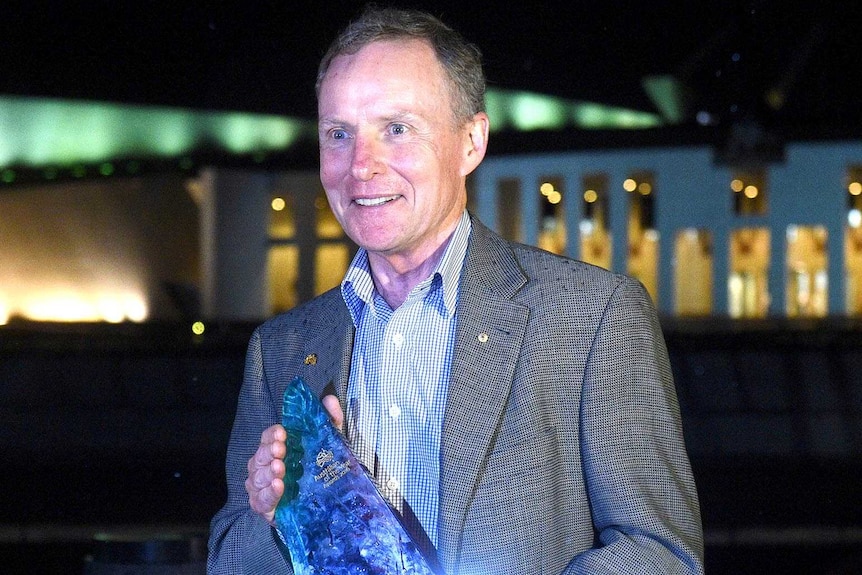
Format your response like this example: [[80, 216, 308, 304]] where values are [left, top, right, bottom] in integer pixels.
[[350, 134, 384, 181]]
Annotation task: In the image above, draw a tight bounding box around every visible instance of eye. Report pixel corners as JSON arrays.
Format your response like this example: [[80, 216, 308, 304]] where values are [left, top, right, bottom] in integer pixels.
[[388, 123, 408, 136], [330, 128, 349, 140]]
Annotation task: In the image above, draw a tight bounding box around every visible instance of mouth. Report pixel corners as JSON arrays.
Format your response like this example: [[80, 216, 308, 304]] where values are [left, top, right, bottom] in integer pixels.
[[354, 195, 400, 207]]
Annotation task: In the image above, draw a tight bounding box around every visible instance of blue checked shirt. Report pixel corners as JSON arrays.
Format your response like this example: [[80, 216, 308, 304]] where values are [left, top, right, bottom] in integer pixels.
[[340, 211, 471, 548]]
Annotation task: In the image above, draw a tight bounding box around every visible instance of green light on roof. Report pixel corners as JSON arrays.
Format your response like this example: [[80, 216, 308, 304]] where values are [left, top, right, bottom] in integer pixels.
[[484, 88, 662, 132], [0, 96, 316, 170], [484, 90, 510, 131], [642, 75, 688, 125], [99, 162, 114, 176], [509, 92, 569, 131]]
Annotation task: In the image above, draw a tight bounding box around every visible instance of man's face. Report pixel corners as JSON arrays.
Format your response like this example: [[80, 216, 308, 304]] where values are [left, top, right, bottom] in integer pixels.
[[317, 39, 485, 266]]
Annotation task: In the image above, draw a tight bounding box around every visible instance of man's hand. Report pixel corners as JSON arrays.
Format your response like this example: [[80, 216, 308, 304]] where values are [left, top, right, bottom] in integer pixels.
[[246, 424, 286, 525], [245, 395, 345, 524]]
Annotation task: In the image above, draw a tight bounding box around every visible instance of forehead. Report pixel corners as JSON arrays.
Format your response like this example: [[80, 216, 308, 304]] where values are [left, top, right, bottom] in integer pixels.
[[319, 38, 448, 98]]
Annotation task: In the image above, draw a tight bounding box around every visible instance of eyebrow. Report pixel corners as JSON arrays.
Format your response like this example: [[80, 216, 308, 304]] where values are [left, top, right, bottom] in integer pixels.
[[319, 109, 425, 128]]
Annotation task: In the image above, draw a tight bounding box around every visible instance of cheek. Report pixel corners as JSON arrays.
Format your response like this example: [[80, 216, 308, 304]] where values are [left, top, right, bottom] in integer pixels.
[[390, 146, 442, 186], [319, 164, 344, 195], [320, 148, 349, 180]]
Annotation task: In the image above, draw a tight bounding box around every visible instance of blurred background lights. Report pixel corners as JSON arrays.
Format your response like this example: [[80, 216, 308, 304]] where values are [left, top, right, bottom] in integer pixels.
[[14, 291, 149, 323], [271, 197, 286, 211], [623, 178, 637, 192], [849, 181, 862, 196], [849, 209, 862, 228], [731, 179, 744, 192], [508, 91, 568, 131], [192, 321, 205, 335], [483, 89, 662, 132], [0, 96, 315, 170], [540, 182, 562, 204], [744, 185, 759, 199], [583, 189, 598, 203]]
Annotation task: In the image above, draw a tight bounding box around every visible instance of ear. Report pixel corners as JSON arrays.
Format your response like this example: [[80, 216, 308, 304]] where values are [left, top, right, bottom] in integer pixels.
[[459, 112, 489, 177]]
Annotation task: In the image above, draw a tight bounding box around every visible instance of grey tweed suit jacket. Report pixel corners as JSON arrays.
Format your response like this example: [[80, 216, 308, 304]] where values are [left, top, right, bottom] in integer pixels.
[[208, 215, 704, 574]]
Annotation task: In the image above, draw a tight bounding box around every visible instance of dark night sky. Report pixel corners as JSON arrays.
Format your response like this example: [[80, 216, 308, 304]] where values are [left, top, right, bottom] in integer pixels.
[[2, 0, 861, 135]]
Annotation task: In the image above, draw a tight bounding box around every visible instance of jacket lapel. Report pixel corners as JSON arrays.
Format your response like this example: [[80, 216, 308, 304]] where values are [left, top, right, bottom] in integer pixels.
[[292, 291, 354, 401], [437, 219, 529, 570]]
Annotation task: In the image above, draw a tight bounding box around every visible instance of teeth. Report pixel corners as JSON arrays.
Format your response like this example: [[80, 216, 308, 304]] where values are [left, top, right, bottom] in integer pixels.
[[355, 195, 398, 207]]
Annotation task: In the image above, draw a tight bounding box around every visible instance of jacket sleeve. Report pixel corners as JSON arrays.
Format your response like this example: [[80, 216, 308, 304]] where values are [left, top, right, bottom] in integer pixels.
[[565, 277, 704, 574], [207, 328, 294, 574]]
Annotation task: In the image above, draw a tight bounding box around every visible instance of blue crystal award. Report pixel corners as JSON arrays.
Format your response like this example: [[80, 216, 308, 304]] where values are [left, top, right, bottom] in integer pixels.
[[275, 376, 438, 575]]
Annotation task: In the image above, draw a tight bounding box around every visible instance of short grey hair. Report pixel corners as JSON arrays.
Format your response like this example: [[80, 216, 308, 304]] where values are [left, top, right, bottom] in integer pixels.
[[316, 5, 486, 124]]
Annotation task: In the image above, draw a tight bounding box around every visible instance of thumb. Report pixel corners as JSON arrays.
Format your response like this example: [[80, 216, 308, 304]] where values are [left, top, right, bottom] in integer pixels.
[[321, 394, 344, 433]]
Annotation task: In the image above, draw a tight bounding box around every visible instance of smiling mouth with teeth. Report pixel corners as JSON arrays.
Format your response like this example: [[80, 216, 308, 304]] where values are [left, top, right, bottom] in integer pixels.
[[354, 195, 400, 207]]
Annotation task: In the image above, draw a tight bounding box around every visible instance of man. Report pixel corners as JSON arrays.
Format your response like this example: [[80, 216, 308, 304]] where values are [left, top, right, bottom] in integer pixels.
[[209, 6, 704, 574]]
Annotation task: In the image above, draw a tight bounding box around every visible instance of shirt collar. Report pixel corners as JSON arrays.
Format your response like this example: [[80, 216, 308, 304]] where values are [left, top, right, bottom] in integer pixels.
[[341, 210, 471, 324]]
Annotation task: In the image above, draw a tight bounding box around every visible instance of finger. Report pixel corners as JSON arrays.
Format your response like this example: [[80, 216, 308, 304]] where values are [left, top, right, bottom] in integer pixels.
[[248, 476, 284, 521], [322, 395, 344, 433], [249, 429, 287, 473], [246, 460, 284, 501], [260, 424, 286, 444], [250, 442, 276, 471], [262, 478, 285, 523]]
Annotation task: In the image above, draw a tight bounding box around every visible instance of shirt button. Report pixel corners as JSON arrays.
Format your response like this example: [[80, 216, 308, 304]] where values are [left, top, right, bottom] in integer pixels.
[[389, 404, 401, 419], [386, 478, 400, 491], [392, 333, 404, 349]]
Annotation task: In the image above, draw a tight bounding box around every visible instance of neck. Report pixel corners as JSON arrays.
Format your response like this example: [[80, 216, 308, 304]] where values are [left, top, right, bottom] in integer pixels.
[[368, 227, 457, 309]]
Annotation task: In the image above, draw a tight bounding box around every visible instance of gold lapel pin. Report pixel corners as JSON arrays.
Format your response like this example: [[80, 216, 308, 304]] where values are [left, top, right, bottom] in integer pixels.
[[304, 353, 318, 365]]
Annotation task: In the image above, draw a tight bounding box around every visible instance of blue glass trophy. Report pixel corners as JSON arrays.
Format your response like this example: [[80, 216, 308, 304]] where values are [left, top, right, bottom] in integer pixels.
[[275, 376, 438, 574]]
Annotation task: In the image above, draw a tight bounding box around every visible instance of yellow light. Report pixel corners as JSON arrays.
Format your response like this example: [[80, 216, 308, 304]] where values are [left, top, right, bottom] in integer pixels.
[[849, 181, 862, 196], [547, 190, 562, 204], [638, 182, 652, 195], [623, 179, 637, 192], [99, 299, 125, 323], [583, 189, 598, 203], [683, 228, 700, 241], [10, 289, 148, 323], [271, 197, 286, 211], [744, 185, 758, 199], [192, 321, 205, 335], [731, 179, 744, 192], [125, 297, 148, 322], [540, 182, 554, 196]]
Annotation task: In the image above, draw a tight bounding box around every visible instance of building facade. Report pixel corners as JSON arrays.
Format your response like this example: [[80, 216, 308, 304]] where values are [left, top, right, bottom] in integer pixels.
[[471, 140, 862, 318]]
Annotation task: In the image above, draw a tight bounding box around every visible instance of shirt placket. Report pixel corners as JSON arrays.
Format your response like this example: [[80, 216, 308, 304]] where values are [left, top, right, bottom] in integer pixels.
[[376, 307, 411, 513]]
